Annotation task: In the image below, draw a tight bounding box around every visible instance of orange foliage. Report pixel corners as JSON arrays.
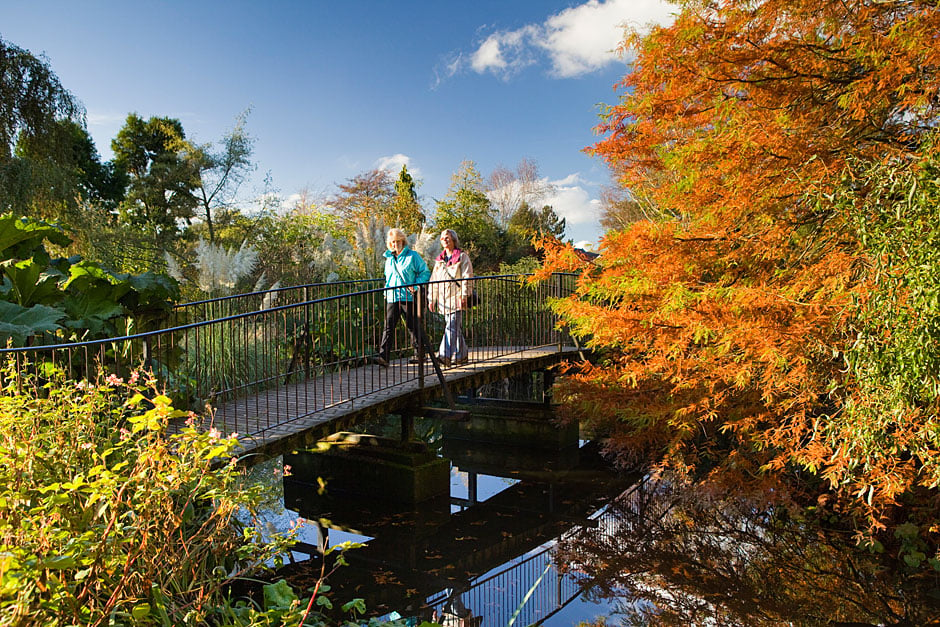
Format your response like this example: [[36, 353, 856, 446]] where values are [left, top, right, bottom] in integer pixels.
[[543, 0, 940, 526]]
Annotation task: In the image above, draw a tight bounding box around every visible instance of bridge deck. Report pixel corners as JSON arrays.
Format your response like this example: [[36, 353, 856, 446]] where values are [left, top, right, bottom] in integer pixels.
[[197, 345, 578, 460]]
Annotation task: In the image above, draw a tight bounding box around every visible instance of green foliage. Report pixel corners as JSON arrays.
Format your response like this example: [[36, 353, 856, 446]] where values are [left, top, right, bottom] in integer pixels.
[[112, 114, 200, 252], [0, 367, 302, 625], [389, 165, 424, 233], [0, 300, 64, 345], [0, 214, 179, 346], [0, 37, 81, 164], [15, 120, 126, 222], [433, 161, 503, 272], [505, 202, 565, 260], [831, 137, 940, 491]]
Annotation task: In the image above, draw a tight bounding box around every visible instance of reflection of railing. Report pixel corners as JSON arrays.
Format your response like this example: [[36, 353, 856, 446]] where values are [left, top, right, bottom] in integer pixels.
[[420, 483, 656, 627], [423, 546, 583, 627], [1, 274, 576, 440]]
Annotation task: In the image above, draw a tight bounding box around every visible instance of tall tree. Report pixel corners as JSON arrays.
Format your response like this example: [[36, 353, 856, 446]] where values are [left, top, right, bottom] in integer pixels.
[[192, 110, 254, 243], [506, 202, 566, 260], [537, 0, 940, 526], [389, 165, 425, 233], [0, 37, 84, 212], [434, 160, 502, 272], [112, 114, 200, 250], [486, 157, 553, 227]]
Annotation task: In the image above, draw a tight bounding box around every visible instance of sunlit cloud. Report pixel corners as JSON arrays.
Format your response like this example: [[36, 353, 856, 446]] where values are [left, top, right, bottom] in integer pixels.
[[545, 174, 601, 226], [374, 153, 421, 179], [450, 0, 675, 81]]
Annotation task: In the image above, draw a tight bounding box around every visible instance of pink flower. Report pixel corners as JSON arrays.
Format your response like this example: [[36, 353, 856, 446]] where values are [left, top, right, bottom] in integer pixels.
[[208, 427, 221, 440], [283, 464, 292, 477], [105, 374, 124, 386], [128, 371, 140, 385]]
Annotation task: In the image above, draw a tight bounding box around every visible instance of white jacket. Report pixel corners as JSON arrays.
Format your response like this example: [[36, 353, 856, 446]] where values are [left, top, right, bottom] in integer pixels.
[[429, 250, 473, 314]]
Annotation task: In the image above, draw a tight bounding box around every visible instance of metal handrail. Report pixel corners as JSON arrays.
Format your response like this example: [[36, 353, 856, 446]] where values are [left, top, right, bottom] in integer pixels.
[[1, 273, 578, 440]]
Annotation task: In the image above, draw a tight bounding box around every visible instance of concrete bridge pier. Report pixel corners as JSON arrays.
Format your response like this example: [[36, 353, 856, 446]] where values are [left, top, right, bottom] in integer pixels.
[[285, 432, 450, 504]]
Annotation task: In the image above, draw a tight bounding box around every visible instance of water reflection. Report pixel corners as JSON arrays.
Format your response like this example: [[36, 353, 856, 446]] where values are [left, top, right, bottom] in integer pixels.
[[555, 474, 940, 626], [250, 406, 940, 626], [274, 405, 633, 625]]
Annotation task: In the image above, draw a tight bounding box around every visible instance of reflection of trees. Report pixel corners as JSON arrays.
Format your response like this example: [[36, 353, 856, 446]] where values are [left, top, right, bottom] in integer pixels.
[[555, 476, 939, 626]]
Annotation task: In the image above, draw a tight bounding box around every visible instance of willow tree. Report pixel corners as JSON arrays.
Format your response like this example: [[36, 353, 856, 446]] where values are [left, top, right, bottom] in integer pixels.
[[0, 37, 85, 213]]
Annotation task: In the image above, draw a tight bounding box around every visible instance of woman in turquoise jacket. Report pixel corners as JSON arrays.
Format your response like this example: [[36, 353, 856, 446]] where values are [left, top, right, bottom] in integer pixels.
[[372, 228, 431, 367]]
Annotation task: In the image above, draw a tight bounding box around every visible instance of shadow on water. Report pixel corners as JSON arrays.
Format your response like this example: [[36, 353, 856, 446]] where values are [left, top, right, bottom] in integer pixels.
[[250, 381, 940, 626]]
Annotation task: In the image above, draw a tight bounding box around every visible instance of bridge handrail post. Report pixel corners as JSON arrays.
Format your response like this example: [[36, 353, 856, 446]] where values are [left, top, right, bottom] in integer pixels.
[[303, 286, 311, 380], [417, 285, 425, 389]]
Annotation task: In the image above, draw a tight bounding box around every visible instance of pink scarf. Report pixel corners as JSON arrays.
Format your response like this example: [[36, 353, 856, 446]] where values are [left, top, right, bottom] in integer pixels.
[[436, 248, 463, 266]]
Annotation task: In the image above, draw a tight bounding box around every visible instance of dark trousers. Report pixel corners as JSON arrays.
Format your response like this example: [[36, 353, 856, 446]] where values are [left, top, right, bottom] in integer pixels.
[[378, 299, 423, 360]]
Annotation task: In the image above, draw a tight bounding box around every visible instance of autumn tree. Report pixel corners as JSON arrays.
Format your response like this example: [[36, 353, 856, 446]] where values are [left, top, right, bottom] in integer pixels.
[[329, 169, 394, 228], [538, 0, 940, 530]]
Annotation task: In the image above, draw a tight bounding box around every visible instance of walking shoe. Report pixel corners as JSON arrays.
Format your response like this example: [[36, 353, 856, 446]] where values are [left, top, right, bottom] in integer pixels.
[[371, 355, 389, 368]]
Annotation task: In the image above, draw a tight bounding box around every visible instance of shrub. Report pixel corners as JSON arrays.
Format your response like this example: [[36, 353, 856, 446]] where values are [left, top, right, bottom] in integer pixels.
[[0, 364, 304, 625]]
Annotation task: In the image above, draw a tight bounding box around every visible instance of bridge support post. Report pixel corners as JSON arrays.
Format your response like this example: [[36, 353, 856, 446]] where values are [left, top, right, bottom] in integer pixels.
[[542, 369, 555, 406], [400, 411, 415, 442]]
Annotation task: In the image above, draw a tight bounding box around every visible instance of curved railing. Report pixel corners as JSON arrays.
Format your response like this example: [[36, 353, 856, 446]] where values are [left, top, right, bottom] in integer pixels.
[[1, 273, 577, 439]]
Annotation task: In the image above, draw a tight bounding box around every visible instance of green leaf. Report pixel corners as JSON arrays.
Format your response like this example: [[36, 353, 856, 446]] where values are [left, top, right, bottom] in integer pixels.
[[41, 554, 77, 569], [0, 301, 65, 346], [262, 579, 297, 610], [342, 598, 366, 614], [0, 259, 63, 307], [0, 214, 70, 260], [131, 603, 151, 620]]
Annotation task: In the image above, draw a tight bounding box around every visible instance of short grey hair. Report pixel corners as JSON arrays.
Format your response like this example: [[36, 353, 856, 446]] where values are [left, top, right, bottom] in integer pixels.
[[440, 229, 460, 248]]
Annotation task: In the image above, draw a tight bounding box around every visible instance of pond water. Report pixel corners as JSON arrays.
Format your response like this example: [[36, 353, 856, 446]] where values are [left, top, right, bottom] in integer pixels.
[[248, 402, 940, 626]]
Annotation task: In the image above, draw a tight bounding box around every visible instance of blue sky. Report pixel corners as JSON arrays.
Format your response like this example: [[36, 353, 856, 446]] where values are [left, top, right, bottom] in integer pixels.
[[2, 0, 675, 248]]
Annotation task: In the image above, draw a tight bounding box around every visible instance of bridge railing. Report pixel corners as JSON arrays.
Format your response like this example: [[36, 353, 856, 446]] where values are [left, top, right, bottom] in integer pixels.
[[0, 273, 577, 438], [169, 278, 383, 326]]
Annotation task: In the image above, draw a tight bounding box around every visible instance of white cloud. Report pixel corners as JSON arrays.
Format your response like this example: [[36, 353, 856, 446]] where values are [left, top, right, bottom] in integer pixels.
[[471, 35, 507, 73], [87, 111, 128, 128], [545, 175, 601, 226], [458, 0, 675, 80], [374, 153, 421, 179]]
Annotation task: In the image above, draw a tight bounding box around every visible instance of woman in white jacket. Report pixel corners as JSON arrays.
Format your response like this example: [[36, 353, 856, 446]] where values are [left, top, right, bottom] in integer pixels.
[[428, 229, 473, 366]]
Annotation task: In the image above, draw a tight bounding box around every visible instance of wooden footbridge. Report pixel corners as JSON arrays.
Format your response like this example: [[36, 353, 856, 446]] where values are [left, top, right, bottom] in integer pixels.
[[3, 274, 580, 459]]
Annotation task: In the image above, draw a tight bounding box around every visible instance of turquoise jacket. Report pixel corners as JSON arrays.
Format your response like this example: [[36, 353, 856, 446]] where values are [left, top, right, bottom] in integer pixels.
[[383, 246, 430, 303]]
